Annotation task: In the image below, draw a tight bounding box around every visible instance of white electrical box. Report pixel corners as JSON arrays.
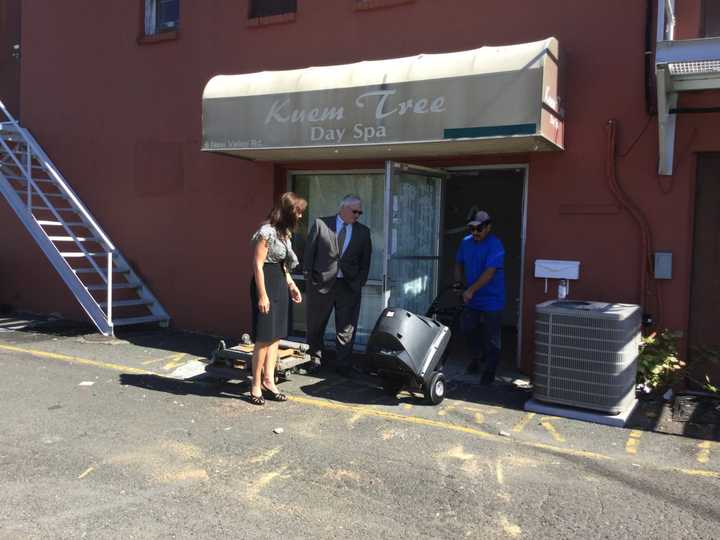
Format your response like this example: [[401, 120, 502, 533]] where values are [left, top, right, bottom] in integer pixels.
[[534, 259, 580, 280]]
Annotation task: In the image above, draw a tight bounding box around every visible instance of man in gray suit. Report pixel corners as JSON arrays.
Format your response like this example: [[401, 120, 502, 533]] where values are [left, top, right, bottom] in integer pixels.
[[304, 195, 372, 377]]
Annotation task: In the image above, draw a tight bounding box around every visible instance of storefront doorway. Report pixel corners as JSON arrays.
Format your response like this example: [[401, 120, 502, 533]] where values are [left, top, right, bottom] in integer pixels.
[[442, 166, 527, 369], [288, 162, 525, 368]]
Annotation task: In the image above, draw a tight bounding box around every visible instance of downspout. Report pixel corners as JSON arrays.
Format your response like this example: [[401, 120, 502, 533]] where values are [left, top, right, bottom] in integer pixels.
[[606, 120, 657, 323], [645, 0, 657, 115]]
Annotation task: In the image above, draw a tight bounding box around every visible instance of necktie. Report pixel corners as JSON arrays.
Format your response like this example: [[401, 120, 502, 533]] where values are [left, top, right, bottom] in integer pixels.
[[337, 223, 347, 257]]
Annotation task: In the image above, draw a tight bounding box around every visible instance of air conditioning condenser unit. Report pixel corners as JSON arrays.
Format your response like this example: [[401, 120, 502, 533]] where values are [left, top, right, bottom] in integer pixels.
[[534, 300, 641, 415]]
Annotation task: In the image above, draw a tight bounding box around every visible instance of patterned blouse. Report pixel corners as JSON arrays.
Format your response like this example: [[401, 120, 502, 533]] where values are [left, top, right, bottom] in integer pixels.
[[251, 223, 299, 271]]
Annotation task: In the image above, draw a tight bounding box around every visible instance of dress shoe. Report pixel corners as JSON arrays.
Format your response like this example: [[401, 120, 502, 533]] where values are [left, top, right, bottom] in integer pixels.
[[305, 356, 322, 374]]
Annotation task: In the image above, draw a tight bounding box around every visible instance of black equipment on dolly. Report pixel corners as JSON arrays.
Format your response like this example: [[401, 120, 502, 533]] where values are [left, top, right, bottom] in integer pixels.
[[205, 334, 313, 384], [365, 307, 452, 405]]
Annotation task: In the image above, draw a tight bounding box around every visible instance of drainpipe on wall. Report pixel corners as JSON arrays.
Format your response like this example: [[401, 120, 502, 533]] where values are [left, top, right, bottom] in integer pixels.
[[645, 0, 658, 115], [605, 120, 660, 326]]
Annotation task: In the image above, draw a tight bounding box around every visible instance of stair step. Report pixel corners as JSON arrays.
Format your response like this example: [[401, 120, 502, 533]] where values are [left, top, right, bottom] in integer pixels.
[[87, 283, 140, 290], [15, 188, 64, 198], [3, 176, 54, 184], [73, 267, 129, 274], [31, 205, 76, 211], [99, 299, 153, 308], [60, 252, 109, 258], [49, 236, 99, 242], [10, 176, 55, 184], [112, 315, 168, 327], [37, 220, 88, 227], [3, 121, 170, 336]]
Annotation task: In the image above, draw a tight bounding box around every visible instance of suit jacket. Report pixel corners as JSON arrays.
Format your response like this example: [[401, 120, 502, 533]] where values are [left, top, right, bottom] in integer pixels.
[[303, 216, 372, 294]]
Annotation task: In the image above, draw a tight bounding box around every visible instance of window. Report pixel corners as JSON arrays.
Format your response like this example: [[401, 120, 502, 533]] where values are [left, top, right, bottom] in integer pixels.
[[248, 0, 297, 19], [703, 0, 720, 37], [144, 0, 179, 35]]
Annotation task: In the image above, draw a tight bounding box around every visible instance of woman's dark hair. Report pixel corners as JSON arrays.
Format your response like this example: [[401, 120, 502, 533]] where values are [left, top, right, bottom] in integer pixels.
[[268, 192, 307, 237]]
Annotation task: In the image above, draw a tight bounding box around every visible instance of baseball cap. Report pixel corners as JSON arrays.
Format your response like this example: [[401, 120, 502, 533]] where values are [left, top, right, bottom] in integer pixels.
[[467, 210, 491, 227]]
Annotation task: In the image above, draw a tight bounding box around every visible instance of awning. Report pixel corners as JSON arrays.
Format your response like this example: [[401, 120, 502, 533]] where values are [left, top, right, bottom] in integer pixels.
[[202, 37, 563, 161]]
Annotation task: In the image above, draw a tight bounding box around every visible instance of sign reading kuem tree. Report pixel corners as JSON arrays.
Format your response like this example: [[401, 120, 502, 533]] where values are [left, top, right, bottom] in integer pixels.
[[202, 38, 563, 160]]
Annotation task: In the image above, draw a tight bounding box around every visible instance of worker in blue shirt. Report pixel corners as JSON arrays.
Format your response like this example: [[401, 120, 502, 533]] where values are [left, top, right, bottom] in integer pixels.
[[454, 210, 505, 385]]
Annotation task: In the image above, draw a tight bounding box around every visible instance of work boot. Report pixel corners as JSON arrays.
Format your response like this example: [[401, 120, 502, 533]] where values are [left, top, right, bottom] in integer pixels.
[[465, 358, 482, 374], [480, 370, 495, 386]]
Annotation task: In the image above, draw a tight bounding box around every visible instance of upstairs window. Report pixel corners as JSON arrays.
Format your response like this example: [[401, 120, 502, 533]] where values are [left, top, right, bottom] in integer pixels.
[[144, 0, 180, 35], [703, 0, 720, 37], [249, 0, 297, 19]]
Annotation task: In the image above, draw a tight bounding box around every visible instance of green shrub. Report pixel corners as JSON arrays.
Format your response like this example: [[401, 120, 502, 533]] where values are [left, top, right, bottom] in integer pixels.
[[636, 330, 685, 392]]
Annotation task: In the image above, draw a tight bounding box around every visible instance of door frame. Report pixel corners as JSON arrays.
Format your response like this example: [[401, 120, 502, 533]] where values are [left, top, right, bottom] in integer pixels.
[[286, 162, 529, 369], [445, 163, 529, 369]]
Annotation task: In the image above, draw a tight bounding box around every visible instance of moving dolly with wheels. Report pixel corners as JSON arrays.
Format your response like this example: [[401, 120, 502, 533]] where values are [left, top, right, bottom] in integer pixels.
[[365, 307, 452, 405], [205, 334, 314, 385]]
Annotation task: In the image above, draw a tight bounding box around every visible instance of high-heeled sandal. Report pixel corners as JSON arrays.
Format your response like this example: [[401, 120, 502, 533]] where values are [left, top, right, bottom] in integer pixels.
[[261, 383, 288, 402], [248, 393, 265, 406]]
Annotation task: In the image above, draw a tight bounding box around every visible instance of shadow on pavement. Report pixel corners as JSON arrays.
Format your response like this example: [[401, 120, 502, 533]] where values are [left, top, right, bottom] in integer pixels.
[[118, 373, 261, 404], [298, 360, 533, 410]]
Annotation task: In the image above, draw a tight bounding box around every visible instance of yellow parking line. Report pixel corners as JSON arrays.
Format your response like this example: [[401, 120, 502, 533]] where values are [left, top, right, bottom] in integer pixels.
[[141, 354, 180, 365], [512, 412, 536, 433], [697, 441, 713, 464], [290, 395, 496, 439], [495, 459, 505, 485], [540, 417, 566, 443], [163, 353, 186, 370], [675, 468, 720, 479], [0, 343, 151, 374], [437, 403, 458, 417], [78, 466, 94, 479], [625, 430, 643, 455]]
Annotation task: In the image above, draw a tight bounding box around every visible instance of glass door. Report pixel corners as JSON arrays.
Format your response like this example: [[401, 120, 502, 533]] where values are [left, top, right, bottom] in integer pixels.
[[383, 162, 447, 315], [290, 171, 386, 346]]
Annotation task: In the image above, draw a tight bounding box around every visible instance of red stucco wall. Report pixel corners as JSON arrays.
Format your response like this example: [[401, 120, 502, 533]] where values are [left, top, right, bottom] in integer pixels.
[[3, 0, 718, 371]]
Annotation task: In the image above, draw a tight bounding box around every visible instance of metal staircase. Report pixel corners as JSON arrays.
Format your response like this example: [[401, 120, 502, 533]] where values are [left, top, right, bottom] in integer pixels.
[[0, 100, 170, 336]]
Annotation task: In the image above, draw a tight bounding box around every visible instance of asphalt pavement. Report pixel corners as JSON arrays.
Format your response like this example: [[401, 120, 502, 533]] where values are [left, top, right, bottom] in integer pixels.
[[0, 316, 719, 539]]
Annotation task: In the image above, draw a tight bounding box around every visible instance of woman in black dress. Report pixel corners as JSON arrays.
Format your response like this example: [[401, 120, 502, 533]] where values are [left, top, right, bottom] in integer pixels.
[[249, 192, 307, 405]]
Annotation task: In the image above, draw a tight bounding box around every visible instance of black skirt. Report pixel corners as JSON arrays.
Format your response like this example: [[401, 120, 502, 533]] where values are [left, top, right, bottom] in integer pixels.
[[250, 262, 289, 343]]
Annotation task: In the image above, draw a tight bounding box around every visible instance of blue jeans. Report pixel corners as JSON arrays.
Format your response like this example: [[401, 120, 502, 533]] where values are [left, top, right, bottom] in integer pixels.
[[460, 307, 502, 377]]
